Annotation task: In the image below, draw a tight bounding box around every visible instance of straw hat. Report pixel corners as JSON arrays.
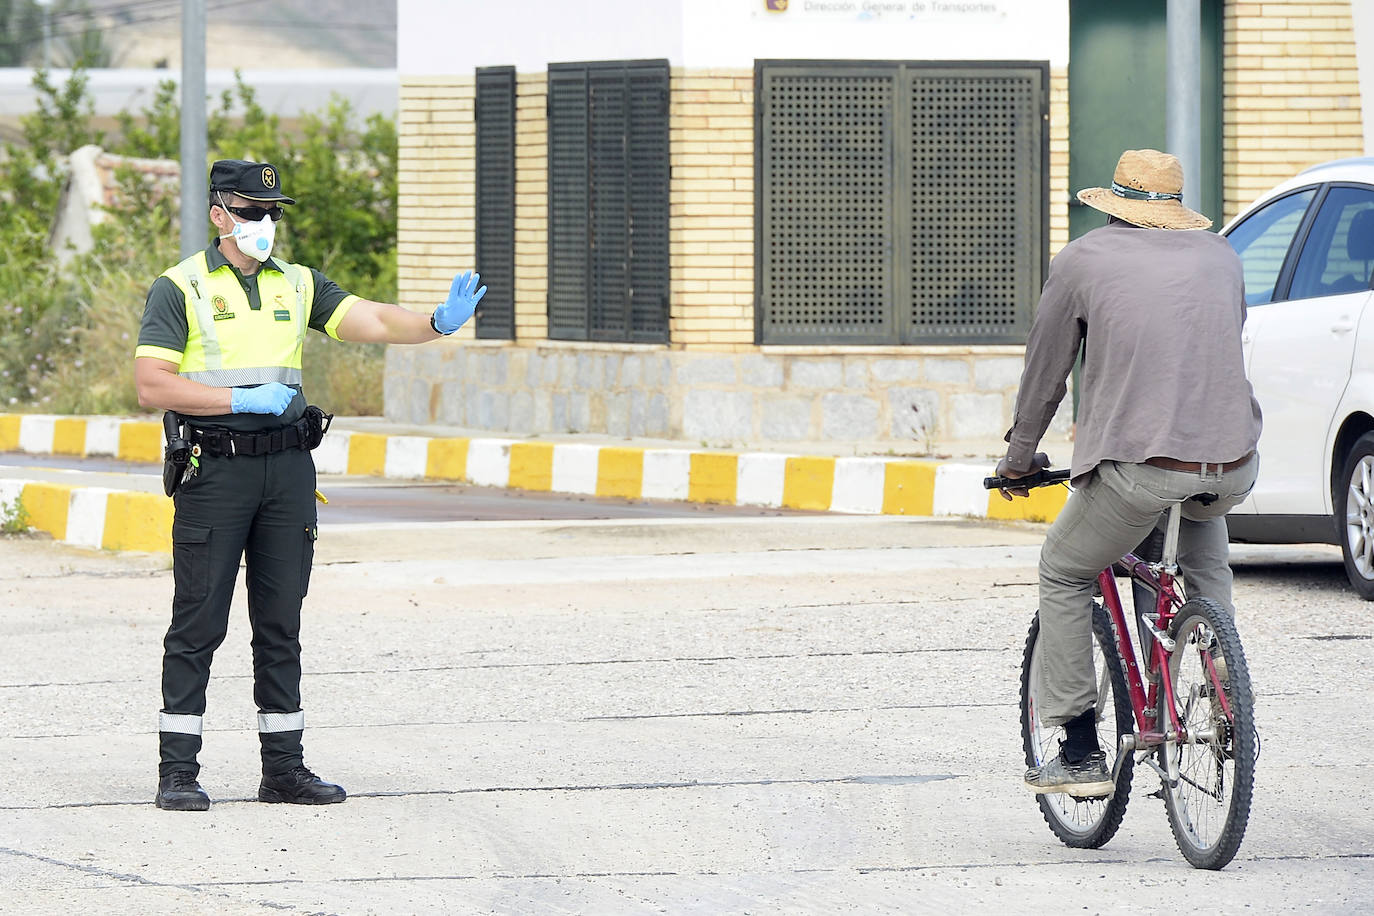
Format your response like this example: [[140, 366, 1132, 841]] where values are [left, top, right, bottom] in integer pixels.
[[1076, 149, 1211, 230]]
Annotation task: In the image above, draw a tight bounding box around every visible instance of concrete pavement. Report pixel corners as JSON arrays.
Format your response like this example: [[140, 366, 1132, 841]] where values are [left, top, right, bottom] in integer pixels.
[[0, 515, 1369, 913], [0, 413, 1073, 553]]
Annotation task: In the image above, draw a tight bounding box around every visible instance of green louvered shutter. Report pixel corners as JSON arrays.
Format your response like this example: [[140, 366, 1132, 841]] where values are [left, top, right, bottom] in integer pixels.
[[475, 66, 516, 339], [547, 60, 670, 343], [547, 64, 590, 340]]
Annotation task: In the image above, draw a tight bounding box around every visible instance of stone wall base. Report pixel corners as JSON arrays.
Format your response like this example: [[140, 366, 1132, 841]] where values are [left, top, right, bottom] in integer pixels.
[[384, 341, 1073, 453]]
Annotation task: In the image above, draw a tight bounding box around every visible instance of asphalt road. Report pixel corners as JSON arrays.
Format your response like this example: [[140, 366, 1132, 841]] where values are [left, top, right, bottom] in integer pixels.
[[0, 512, 1370, 914]]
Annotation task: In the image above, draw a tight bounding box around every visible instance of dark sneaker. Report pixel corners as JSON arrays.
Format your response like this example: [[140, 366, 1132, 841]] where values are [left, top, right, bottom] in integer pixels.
[[1024, 750, 1114, 797], [258, 765, 346, 805], [156, 771, 210, 811]]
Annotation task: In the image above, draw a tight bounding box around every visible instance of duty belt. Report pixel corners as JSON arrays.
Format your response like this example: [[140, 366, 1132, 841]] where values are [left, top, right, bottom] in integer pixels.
[[188, 407, 332, 458]]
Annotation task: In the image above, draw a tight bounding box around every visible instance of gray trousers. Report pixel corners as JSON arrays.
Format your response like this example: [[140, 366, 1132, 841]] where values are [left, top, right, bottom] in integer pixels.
[[1037, 456, 1258, 726]]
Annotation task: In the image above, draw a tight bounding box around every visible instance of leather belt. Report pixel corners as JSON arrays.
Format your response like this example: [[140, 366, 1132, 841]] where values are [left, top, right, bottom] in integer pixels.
[[1144, 451, 1254, 474]]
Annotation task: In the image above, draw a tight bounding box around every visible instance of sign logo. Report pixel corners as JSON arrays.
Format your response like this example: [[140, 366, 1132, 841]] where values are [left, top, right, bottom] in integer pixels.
[[212, 295, 227, 314], [765, 0, 788, 9], [261, 166, 276, 189]]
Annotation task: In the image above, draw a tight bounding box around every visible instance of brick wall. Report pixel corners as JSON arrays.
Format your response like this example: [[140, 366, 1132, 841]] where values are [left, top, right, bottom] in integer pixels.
[[399, 64, 1071, 350], [670, 68, 755, 349], [1223, 0, 1364, 221], [397, 77, 476, 335], [392, 63, 1074, 444], [1050, 66, 1070, 257]]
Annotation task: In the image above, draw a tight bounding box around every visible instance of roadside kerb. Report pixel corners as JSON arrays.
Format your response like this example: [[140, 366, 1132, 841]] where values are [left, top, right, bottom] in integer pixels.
[[0, 413, 1068, 552]]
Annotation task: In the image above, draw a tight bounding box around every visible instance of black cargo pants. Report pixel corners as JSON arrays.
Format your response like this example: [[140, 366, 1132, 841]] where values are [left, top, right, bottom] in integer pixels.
[[159, 445, 318, 777]]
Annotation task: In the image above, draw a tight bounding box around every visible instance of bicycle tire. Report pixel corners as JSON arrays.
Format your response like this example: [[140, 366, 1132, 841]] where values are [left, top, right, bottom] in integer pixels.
[[1020, 603, 1134, 848], [1157, 597, 1255, 870]]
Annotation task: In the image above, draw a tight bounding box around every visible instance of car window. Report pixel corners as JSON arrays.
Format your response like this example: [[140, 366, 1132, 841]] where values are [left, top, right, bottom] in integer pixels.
[[1225, 188, 1316, 305], [1288, 185, 1374, 300]]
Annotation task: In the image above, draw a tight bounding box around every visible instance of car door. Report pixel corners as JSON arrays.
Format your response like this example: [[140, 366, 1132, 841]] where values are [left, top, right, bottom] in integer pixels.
[[1243, 184, 1374, 515], [1222, 186, 1317, 515]]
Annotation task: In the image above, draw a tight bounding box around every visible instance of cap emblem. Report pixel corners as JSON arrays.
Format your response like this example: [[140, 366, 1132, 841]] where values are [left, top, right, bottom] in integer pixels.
[[261, 167, 276, 189]]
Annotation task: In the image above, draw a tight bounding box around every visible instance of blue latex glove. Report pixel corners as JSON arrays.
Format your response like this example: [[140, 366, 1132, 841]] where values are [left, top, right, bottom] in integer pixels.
[[230, 382, 297, 416], [432, 270, 487, 335]]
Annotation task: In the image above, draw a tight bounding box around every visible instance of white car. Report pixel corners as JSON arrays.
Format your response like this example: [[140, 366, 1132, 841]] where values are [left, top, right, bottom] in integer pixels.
[[1222, 157, 1374, 596]]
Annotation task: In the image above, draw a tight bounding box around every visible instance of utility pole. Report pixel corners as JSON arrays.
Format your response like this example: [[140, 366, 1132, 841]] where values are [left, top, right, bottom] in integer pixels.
[[179, 0, 207, 259], [1166, 0, 1202, 215], [37, 0, 52, 68]]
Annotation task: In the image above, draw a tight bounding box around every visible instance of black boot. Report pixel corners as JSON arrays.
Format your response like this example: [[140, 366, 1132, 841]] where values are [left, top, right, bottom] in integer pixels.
[[258, 765, 346, 805], [156, 770, 210, 811]]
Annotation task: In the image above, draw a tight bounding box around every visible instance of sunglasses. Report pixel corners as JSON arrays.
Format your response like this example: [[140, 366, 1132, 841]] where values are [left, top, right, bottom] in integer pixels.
[[224, 203, 285, 222]]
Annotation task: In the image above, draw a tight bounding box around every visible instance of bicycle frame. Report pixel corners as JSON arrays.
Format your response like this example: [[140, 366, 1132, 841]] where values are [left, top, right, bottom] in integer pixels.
[[1096, 551, 1180, 742], [1096, 503, 1235, 781], [981, 467, 1237, 772]]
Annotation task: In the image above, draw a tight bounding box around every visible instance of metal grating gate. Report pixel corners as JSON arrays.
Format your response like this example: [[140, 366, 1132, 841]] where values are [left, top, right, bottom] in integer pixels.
[[474, 66, 516, 339], [547, 60, 670, 343], [908, 70, 1042, 342], [756, 61, 1046, 345]]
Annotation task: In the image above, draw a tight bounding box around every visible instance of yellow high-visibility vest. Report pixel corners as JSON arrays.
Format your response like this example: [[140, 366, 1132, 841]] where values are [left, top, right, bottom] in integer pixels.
[[159, 250, 312, 387]]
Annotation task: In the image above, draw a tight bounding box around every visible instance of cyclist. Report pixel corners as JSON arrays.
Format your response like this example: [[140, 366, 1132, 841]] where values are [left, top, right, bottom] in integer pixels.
[[995, 149, 1262, 796]]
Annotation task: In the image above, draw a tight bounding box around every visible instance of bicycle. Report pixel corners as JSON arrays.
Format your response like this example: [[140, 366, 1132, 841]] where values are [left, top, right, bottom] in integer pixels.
[[983, 467, 1256, 870]]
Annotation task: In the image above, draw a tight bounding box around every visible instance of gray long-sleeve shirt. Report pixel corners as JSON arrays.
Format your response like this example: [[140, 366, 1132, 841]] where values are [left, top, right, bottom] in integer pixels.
[[1004, 221, 1263, 481]]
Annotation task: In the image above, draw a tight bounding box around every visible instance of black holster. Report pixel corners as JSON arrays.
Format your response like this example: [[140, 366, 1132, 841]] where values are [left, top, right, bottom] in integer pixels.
[[162, 411, 191, 497], [300, 404, 334, 450]]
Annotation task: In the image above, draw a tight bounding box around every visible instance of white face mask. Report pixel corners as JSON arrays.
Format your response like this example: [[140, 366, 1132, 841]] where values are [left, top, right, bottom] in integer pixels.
[[217, 193, 276, 263]]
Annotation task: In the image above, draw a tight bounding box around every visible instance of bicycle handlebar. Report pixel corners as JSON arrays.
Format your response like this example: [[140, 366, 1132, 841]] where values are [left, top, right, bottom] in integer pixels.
[[982, 467, 1071, 491]]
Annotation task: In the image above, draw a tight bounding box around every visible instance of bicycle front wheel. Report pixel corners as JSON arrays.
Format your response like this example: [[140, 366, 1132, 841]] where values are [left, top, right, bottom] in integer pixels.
[[1021, 603, 1134, 848], [1158, 597, 1256, 870]]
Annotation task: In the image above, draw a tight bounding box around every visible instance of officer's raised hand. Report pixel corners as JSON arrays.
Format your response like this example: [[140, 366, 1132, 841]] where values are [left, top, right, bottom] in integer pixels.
[[231, 382, 297, 416], [431, 270, 487, 335]]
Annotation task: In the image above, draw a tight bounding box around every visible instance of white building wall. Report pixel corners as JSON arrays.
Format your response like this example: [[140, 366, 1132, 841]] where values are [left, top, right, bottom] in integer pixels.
[[1350, 0, 1374, 154], [397, 0, 1067, 74], [398, 0, 686, 73], [683, 0, 1068, 67]]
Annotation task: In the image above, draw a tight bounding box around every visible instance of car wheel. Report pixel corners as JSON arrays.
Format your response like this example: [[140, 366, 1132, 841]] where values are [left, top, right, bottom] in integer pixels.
[[1338, 432, 1374, 599]]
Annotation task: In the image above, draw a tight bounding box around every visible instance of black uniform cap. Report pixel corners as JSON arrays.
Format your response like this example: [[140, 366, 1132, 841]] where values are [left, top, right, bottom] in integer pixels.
[[209, 159, 296, 204]]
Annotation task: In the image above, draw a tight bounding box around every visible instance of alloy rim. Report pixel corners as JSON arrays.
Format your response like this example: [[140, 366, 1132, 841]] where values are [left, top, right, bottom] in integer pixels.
[[1347, 455, 1374, 579]]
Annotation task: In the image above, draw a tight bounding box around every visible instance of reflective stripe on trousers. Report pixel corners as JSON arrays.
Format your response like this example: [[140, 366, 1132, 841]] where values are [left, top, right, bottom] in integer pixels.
[[258, 711, 305, 733], [158, 712, 203, 735]]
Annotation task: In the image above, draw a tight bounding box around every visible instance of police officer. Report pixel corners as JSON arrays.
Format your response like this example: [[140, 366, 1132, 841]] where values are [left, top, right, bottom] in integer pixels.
[[134, 159, 485, 811]]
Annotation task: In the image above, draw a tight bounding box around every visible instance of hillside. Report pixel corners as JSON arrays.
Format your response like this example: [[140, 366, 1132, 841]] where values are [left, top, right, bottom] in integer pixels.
[[54, 0, 396, 69]]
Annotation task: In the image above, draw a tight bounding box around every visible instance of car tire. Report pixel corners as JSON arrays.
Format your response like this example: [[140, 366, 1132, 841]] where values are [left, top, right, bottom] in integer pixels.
[[1337, 432, 1374, 599]]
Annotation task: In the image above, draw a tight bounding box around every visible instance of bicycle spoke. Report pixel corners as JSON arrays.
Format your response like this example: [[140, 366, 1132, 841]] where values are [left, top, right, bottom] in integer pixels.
[[1095, 665, 1110, 717], [1160, 600, 1254, 869], [1023, 606, 1133, 849]]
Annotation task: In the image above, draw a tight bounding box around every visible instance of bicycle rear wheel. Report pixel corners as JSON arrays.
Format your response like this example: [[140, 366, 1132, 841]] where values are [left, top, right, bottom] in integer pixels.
[[1158, 597, 1255, 870], [1021, 603, 1134, 848]]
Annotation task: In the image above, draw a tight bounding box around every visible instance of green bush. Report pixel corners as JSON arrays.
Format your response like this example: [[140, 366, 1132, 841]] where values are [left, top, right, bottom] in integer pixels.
[[0, 66, 398, 417], [0, 494, 30, 534]]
